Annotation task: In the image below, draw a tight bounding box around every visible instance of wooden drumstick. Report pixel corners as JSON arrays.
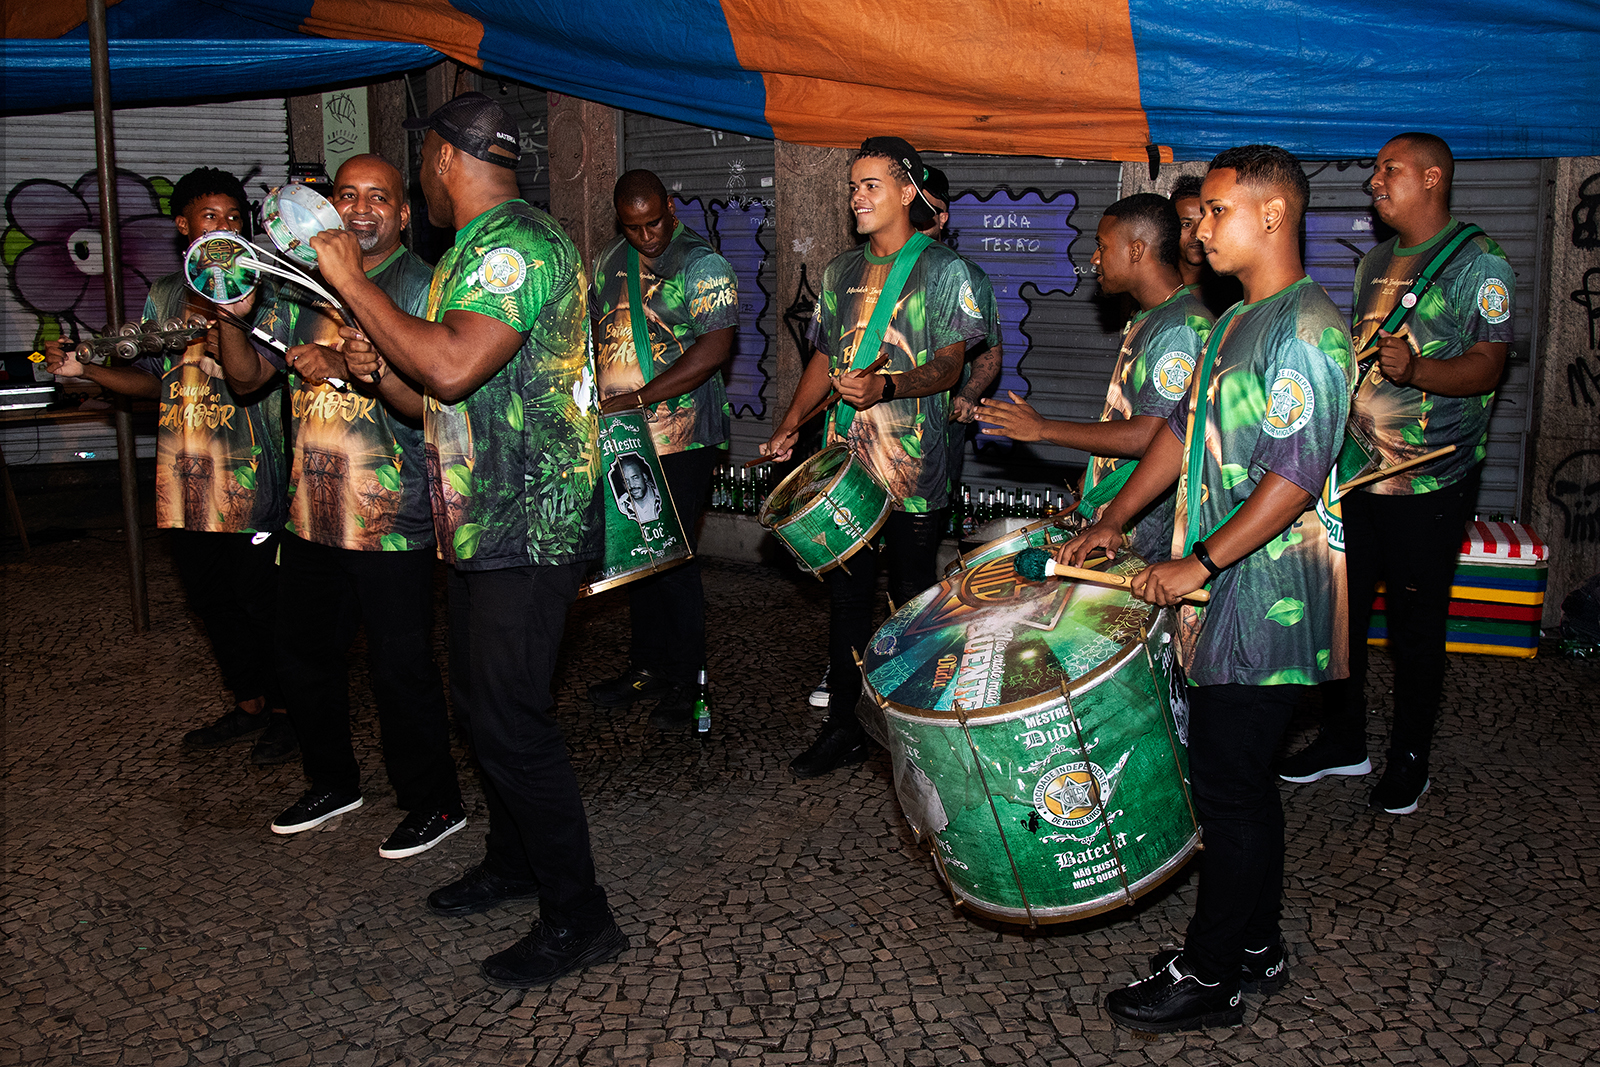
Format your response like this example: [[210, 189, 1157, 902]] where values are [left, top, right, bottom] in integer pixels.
[[1014, 547, 1211, 603], [746, 354, 894, 468], [1338, 444, 1456, 493]]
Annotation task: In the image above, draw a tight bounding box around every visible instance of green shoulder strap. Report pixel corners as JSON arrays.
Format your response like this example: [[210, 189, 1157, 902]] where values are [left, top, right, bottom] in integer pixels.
[[1357, 221, 1484, 381], [1181, 305, 1242, 556], [833, 231, 934, 438], [626, 244, 656, 385]]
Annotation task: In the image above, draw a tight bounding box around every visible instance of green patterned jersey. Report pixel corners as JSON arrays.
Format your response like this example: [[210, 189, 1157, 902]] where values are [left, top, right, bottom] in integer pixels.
[[808, 240, 989, 512], [256, 247, 435, 552], [592, 225, 737, 455], [1085, 286, 1212, 563], [1167, 276, 1354, 687], [957, 254, 1002, 393], [422, 200, 603, 570], [138, 274, 286, 534], [1350, 221, 1513, 495]]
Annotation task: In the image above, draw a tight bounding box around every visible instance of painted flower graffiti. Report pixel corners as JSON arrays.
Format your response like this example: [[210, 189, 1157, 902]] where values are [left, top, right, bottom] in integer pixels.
[[3, 169, 177, 340]]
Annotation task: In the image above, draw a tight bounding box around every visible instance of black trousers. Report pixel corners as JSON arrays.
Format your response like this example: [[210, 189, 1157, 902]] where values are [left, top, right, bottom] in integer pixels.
[[1324, 471, 1478, 770], [1183, 682, 1302, 984], [447, 562, 612, 933], [627, 446, 716, 687], [276, 535, 461, 815], [169, 528, 282, 709], [824, 509, 948, 733]]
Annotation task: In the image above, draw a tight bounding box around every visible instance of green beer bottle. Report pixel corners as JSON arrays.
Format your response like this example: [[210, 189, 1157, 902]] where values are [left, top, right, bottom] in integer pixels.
[[693, 667, 710, 734]]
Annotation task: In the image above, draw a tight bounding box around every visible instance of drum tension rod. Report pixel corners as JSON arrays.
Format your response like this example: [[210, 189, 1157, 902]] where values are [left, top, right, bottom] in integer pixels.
[[954, 699, 1038, 931], [1139, 624, 1202, 837], [1059, 680, 1137, 907]]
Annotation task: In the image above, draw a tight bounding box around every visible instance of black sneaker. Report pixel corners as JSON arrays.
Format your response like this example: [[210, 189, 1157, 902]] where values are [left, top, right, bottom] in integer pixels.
[[270, 790, 363, 835], [379, 809, 467, 859], [183, 705, 268, 749], [790, 723, 869, 778], [1106, 955, 1243, 1034], [588, 668, 674, 708], [648, 688, 693, 730], [1150, 940, 1290, 995], [1369, 752, 1430, 814], [1278, 733, 1371, 783], [427, 862, 541, 917], [480, 919, 628, 988], [249, 713, 299, 765]]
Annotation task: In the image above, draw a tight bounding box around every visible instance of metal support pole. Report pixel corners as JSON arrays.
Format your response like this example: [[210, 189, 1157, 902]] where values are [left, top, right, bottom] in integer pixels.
[[88, 0, 148, 632]]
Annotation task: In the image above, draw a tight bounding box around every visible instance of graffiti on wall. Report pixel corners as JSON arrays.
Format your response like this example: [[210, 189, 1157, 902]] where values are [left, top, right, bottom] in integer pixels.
[[1548, 449, 1600, 543], [1571, 266, 1600, 350], [3, 169, 178, 349], [1572, 171, 1600, 250], [673, 195, 771, 417]]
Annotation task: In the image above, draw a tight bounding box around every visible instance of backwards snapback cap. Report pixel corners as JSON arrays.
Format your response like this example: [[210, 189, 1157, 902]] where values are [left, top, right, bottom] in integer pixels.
[[403, 91, 520, 169], [858, 136, 939, 216]]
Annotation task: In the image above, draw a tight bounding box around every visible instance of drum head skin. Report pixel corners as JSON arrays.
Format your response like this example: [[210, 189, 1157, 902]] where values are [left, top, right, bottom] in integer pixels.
[[263, 183, 342, 265], [183, 232, 258, 303], [759, 444, 891, 577]]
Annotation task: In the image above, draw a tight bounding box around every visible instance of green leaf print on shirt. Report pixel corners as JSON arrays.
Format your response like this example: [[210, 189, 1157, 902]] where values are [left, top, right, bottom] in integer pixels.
[[506, 395, 525, 432], [1317, 648, 1331, 670], [1221, 463, 1251, 489], [234, 466, 256, 489], [1318, 326, 1353, 371], [1266, 597, 1306, 627], [379, 533, 408, 552], [903, 495, 928, 513], [375, 464, 403, 492], [446, 464, 473, 498], [1266, 528, 1303, 560], [901, 433, 923, 459], [453, 522, 485, 560]]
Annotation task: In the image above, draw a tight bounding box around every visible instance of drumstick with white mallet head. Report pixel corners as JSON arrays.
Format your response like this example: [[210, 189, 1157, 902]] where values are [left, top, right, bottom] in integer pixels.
[[1012, 547, 1211, 603]]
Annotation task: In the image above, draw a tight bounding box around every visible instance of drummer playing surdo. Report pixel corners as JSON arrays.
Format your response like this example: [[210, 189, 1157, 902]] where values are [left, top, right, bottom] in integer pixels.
[[587, 169, 736, 728], [43, 167, 294, 766], [761, 136, 988, 779], [305, 92, 627, 988], [210, 154, 466, 859], [1058, 145, 1353, 1033], [978, 194, 1212, 563]]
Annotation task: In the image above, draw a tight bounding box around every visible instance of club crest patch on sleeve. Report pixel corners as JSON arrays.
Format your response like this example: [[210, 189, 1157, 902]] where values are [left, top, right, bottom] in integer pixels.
[[1152, 351, 1195, 401], [1263, 369, 1315, 439], [960, 281, 981, 318], [1477, 278, 1510, 323], [481, 248, 527, 295]]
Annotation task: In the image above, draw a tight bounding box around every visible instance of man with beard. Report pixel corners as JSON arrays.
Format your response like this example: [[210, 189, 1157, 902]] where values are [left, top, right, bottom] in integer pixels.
[[214, 154, 465, 858], [979, 194, 1211, 563], [761, 137, 987, 778], [43, 167, 292, 765], [1279, 133, 1512, 815], [1059, 146, 1352, 1033], [310, 93, 624, 989], [587, 168, 735, 728]]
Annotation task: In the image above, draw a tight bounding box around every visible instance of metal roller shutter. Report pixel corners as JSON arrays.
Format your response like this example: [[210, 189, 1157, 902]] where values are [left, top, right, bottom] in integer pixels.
[[622, 113, 776, 460], [1303, 157, 1549, 519]]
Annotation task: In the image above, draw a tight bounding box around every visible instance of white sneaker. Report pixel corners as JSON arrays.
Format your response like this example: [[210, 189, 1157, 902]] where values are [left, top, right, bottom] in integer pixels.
[[808, 668, 830, 708]]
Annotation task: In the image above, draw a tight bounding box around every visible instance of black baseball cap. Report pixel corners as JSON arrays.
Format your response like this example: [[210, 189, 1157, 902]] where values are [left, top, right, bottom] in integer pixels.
[[858, 136, 939, 216], [922, 165, 951, 205], [403, 92, 520, 169]]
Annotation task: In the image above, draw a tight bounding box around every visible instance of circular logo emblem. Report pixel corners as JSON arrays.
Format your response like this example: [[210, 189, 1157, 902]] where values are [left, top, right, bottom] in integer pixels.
[[1262, 369, 1315, 439], [1477, 278, 1510, 323], [1152, 351, 1195, 402], [481, 247, 527, 295], [960, 281, 981, 318], [831, 506, 856, 528], [1401, 292, 1418, 309], [1032, 762, 1110, 829]]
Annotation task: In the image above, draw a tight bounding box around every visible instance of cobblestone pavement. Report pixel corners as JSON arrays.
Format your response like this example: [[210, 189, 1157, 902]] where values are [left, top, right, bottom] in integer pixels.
[[3, 521, 1598, 1066]]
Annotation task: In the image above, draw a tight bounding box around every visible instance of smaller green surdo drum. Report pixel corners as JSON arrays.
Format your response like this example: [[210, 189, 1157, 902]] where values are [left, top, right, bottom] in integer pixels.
[[759, 444, 891, 578], [860, 550, 1199, 925], [580, 407, 692, 597]]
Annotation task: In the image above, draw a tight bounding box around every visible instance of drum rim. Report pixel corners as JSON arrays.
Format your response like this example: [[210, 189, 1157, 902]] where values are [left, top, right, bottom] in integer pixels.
[[578, 550, 693, 597], [761, 443, 893, 576], [263, 184, 342, 262], [758, 442, 856, 527], [183, 231, 258, 302], [942, 830, 1200, 925]]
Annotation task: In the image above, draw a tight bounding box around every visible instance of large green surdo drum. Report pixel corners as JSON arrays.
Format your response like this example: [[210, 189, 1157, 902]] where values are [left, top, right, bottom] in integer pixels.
[[860, 550, 1199, 924], [759, 444, 891, 577], [944, 513, 1081, 579], [580, 407, 692, 597]]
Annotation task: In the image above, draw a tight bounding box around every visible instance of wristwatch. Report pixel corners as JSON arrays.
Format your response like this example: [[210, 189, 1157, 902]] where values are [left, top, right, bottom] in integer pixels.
[[879, 374, 897, 402], [1193, 540, 1223, 579]]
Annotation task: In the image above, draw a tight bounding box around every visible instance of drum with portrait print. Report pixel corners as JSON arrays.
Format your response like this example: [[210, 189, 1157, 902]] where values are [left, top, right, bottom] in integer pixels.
[[758, 443, 892, 577], [579, 406, 692, 597], [858, 550, 1198, 925], [262, 183, 343, 265]]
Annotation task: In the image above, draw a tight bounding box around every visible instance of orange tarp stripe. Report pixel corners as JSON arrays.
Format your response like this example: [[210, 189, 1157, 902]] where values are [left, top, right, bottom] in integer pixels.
[[720, 0, 1163, 162], [304, 0, 483, 69], [7, 0, 122, 40]]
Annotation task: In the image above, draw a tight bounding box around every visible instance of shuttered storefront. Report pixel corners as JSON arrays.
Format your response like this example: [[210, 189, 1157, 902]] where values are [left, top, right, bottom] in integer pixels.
[[1, 99, 290, 462]]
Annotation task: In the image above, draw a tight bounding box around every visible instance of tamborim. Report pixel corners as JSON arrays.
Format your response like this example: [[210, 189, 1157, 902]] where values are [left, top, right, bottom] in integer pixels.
[[860, 550, 1198, 925], [758, 444, 891, 577], [580, 407, 692, 597], [262, 183, 343, 266], [183, 232, 259, 303]]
